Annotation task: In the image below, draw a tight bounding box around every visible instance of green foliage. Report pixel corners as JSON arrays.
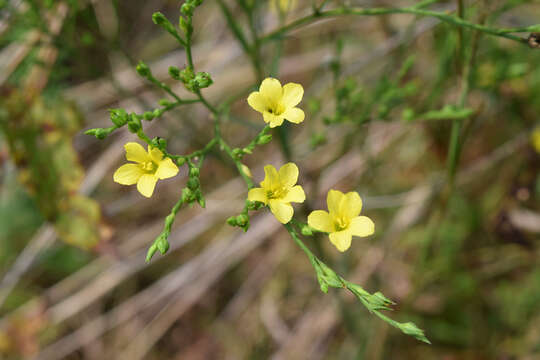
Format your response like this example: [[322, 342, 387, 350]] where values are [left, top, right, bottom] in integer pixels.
[[0, 91, 102, 248]]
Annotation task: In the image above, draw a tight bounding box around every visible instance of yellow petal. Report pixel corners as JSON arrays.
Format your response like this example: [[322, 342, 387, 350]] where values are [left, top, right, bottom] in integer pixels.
[[268, 200, 294, 224], [125, 142, 149, 163], [113, 163, 143, 185], [137, 174, 158, 198], [155, 158, 179, 179], [307, 210, 333, 233], [247, 91, 267, 113], [278, 162, 299, 188], [282, 107, 305, 124], [282, 185, 305, 203], [349, 216, 375, 237], [259, 77, 282, 106], [327, 189, 345, 215], [261, 164, 279, 189], [248, 187, 267, 204], [281, 83, 303, 108], [264, 112, 285, 128], [329, 230, 352, 252], [342, 191, 362, 218], [148, 146, 164, 163]]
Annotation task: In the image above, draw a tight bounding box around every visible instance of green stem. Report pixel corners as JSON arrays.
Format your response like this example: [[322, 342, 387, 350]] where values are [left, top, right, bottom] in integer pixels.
[[259, 6, 529, 44]]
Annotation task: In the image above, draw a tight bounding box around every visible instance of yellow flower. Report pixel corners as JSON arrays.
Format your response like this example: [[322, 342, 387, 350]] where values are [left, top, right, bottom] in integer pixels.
[[308, 190, 375, 252], [247, 77, 305, 128], [113, 142, 179, 198], [532, 126, 540, 153], [248, 163, 305, 224]]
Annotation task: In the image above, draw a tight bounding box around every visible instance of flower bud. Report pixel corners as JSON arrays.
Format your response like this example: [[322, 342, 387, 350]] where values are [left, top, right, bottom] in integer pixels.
[[158, 137, 168, 148], [227, 216, 237, 226], [169, 66, 181, 80], [152, 12, 167, 26], [109, 108, 128, 127], [127, 116, 141, 133], [301, 225, 314, 236], [136, 61, 150, 77], [143, 111, 154, 121], [180, 3, 194, 16], [187, 177, 199, 190], [256, 134, 272, 145], [235, 214, 248, 227], [189, 167, 200, 177], [159, 99, 171, 107], [194, 72, 213, 89], [176, 158, 186, 166]]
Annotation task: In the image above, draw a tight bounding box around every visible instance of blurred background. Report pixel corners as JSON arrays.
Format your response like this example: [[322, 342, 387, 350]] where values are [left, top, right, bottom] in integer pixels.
[[0, 0, 539, 359]]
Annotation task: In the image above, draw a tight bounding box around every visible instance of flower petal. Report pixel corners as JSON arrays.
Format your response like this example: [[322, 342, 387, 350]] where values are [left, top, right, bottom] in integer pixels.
[[125, 142, 149, 163], [282, 107, 305, 124], [349, 216, 375, 237], [269, 200, 294, 224], [329, 230, 353, 252], [259, 77, 282, 106], [261, 164, 279, 189], [307, 210, 333, 233], [155, 158, 179, 179], [278, 162, 299, 188], [264, 112, 285, 128], [282, 185, 305, 203], [342, 191, 362, 218], [148, 146, 164, 163], [281, 83, 304, 108], [137, 174, 158, 198], [113, 164, 143, 185], [248, 187, 267, 204], [327, 189, 345, 215], [247, 91, 267, 113]]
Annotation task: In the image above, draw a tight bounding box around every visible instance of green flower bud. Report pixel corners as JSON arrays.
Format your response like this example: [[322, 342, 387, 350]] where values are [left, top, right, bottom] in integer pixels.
[[159, 99, 171, 107], [136, 61, 150, 77], [143, 111, 154, 121], [176, 158, 186, 166], [153, 109, 162, 118], [194, 72, 213, 89], [158, 137, 168, 148], [127, 115, 142, 133], [231, 148, 243, 158], [227, 216, 237, 226], [169, 66, 181, 80], [179, 67, 194, 83], [301, 225, 314, 236], [189, 167, 200, 177], [182, 187, 192, 201], [152, 12, 167, 26], [85, 128, 107, 139], [180, 3, 194, 16], [235, 214, 248, 227], [157, 236, 170, 254], [109, 108, 128, 127], [256, 134, 272, 145], [187, 177, 199, 190]]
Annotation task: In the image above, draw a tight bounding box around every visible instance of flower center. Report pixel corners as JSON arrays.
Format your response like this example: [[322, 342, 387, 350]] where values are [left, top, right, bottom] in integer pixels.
[[333, 216, 350, 232], [267, 186, 288, 200], [267, 102, 286, 116], [141, 161, 157, 173]]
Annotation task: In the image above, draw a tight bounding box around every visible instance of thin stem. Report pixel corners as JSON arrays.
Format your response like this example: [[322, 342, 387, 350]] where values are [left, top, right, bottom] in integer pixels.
[[259, 6, 529, 44]]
